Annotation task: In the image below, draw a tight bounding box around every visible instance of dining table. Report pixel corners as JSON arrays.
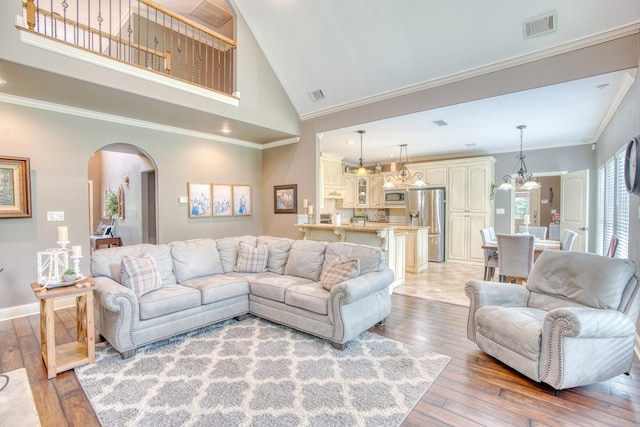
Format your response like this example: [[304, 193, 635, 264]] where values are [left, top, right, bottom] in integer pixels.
[[482, 238, 561, 260]]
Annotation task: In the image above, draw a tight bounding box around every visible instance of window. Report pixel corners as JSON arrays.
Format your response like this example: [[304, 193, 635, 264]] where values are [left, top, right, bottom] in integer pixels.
[[596, 149, 629, 258]]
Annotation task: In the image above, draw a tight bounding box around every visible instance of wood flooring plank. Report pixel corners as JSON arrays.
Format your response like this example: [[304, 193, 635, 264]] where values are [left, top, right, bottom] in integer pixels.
[[0, 287, 638, 427]]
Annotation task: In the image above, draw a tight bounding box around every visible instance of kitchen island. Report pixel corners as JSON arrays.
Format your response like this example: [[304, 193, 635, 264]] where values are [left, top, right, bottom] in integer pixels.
[[295, 223, 429, 288]]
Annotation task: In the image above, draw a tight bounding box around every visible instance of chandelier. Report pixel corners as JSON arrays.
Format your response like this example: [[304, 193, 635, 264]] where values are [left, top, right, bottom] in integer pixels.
[[383, 144, 426, 188], [357, 130, 366, 176], [498, 125, 540, 190]]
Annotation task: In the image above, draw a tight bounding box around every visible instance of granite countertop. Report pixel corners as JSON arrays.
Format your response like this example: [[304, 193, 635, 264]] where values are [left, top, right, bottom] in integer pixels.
[[295, 223, 428, 232]]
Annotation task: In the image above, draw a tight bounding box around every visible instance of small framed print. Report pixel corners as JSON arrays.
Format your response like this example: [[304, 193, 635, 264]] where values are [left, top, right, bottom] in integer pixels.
[[274, 184, 297, 214], [232, 184, 251, 216], [212, 184, 233, 217], [188, 182, 212, 218], [0, 156, 31, 218]]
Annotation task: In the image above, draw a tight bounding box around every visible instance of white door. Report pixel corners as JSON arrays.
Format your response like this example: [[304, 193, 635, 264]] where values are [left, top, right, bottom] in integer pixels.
[[560, 169, 589, 252]]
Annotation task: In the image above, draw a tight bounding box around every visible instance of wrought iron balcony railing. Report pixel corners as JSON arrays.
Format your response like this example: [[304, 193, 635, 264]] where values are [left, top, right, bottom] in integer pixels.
[[22, 0, 236, 96]]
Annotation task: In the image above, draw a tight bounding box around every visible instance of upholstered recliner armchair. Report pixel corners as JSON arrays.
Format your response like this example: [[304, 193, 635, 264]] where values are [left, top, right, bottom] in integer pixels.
[[465, 250, 640, 390]]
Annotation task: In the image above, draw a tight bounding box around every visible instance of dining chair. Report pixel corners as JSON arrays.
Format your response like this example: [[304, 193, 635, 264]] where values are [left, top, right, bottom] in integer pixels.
[[518, 225, 547, 239], [559, 229, 578, 251], [496, 233, 535, 284], [480, 229, 498, 281], [606, 235, 619, 257], [487, 227, 497, 242]]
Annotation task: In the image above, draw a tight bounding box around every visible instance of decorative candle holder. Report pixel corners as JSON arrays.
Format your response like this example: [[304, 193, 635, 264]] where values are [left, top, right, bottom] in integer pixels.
[[57, 240, 70, 249], [70, 255, 82, 276]]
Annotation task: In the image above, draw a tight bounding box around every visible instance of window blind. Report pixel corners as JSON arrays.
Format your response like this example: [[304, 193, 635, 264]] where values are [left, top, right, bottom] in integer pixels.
[[615, 150, 629, 258]]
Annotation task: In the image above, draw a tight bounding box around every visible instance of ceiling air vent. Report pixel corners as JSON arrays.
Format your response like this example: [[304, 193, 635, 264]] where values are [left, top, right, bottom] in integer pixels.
[[523, 12, 557, 39], [309, 89, 325, 102], [432, 119, 448, 127]]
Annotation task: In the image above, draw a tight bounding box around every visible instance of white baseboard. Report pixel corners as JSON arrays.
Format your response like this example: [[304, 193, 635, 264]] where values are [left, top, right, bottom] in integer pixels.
[[0, 297, 77, 322]]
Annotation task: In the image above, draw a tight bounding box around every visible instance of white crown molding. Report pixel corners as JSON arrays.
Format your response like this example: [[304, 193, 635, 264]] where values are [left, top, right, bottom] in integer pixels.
[[0, 297, 76, 322], [0, 92, 262, 149], [262, 136, 300, 149], [16, 23, 239, 107], [592, 69, 637, 143], [300, 22, 640, 121]]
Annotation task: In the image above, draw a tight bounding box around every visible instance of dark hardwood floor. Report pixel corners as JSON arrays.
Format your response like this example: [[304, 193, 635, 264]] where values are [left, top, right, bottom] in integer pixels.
[[1, 295, 639, 426]]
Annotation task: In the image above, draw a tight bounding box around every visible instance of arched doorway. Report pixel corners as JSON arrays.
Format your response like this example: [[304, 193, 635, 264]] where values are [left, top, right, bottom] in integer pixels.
[[88, 144, 158, 246]]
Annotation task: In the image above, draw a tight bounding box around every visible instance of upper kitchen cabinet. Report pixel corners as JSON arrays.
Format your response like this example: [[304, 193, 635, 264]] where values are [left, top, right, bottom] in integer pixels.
[[424, 166, 447, 187], [448, 159, 494, 213], [320, 155, 345, 199], [368, 174, 384, 207]]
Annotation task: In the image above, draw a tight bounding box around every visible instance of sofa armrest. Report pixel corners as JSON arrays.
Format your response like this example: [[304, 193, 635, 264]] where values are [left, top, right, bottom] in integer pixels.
[[465, 280, 530, 342], [330, 268, 394, 305], [540, 307, 636, 389], [92, 276, 140, 353]]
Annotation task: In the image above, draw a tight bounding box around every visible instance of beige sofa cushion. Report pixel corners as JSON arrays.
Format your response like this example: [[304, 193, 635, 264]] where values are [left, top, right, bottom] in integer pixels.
[[284, 240, 328, 281], [216, 235, 258, 273], [91, 243, 176, 285], [324, 242, 385, 274], [257, 236, 293, 274], [170, 239, 223, 283]]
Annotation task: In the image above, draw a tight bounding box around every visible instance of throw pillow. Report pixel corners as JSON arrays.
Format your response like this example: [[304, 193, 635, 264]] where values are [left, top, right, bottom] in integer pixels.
[[320, 257, 360, 291], [121, 253, 162, 297], [234, 242, 269, 273]]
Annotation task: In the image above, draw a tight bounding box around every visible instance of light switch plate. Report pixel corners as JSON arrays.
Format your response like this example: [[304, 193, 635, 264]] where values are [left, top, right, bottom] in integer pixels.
[[496, 208, 505, 215], [179, 196, 188, 204], [47, 211, 64, 221]]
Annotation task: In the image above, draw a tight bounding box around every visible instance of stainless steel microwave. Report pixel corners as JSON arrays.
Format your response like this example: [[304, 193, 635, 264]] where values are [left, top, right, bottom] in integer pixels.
[[383, 189, 407, 206]]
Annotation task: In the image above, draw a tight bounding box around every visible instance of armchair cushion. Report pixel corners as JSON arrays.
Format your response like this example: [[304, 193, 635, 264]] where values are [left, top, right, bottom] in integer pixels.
[[527, 251, 636, 310]]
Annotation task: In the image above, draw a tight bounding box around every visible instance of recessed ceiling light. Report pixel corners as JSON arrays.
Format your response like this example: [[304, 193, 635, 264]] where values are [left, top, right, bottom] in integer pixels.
[[0, 79, 7, 86], [596, 83, 610, 90], [221, 128, 231, 133]]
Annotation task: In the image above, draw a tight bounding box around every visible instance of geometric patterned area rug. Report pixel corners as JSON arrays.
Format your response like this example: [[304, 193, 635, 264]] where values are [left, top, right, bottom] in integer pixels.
[[76, 315, 450, 426]]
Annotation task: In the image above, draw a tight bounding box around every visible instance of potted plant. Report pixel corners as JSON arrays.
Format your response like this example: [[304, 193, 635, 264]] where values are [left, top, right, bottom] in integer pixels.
[[106, 191, 118, 218], [63, 268, 77, 281]]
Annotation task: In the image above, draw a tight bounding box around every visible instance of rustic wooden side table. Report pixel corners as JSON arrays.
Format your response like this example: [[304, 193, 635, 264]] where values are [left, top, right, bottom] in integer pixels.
[[31, 281, 98, 379]]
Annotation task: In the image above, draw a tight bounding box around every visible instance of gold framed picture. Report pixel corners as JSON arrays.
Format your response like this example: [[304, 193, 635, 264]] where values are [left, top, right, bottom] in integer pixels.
[[0, 156, 31, 218]]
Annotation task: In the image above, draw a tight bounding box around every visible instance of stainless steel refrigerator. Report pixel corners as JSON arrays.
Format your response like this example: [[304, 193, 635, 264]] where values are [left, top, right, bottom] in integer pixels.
[[407, 187, 446, 262]]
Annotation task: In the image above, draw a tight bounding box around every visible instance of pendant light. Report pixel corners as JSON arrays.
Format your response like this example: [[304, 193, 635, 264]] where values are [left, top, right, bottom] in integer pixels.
[[498, 125, 540, 190], [357, 130, 366, 176]]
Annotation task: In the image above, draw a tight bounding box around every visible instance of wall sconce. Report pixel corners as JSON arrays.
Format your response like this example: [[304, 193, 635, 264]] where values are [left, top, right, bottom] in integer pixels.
[[123, 176, 130, 185]]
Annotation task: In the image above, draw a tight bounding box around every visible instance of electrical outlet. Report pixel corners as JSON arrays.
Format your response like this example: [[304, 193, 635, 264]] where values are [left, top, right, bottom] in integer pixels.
[[47, 211, 64, 221]]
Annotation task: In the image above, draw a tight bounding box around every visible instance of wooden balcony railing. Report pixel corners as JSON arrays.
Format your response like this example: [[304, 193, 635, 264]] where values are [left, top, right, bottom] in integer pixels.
[[23, 0, 236, 96]]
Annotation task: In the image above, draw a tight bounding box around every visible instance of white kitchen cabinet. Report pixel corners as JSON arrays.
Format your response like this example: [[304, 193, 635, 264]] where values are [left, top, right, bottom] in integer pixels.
[[356, 176, 368, 207], [368, 174, 384, 207], [338, 174, 356, 208], [405, 227, 429, 273], [424, 166, 447, 186], [446, 158, 495, 264]]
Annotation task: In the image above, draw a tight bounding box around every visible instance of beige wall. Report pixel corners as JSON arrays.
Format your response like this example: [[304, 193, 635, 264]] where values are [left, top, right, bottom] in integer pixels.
[[0, 101, 264, 309]]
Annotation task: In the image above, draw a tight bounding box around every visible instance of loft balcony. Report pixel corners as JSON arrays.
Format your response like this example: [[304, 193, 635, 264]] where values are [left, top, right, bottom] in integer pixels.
[[19, 0, 236, 100]]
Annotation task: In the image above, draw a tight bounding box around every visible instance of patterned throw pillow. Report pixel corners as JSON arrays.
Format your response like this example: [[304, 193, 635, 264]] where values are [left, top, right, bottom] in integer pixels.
[[121, 253, 162, 297], [320, 257, 360, 291], [234, 243, 269, 273]]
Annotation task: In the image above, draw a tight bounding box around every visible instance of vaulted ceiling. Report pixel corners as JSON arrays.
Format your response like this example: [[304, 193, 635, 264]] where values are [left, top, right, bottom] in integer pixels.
[[160, 0, 640, 163]]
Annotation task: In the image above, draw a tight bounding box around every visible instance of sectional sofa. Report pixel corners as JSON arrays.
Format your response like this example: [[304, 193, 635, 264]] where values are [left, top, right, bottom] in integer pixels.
[[90, 235, 394, 358]]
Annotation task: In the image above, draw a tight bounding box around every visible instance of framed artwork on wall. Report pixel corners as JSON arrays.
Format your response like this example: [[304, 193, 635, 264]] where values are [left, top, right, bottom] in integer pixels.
[[188, 182, 212, 218], [274, 184, 297, 214], [0, 156, 31, 218], [232, 184, 252, 216], [212, 184, 233, 217]]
